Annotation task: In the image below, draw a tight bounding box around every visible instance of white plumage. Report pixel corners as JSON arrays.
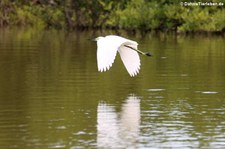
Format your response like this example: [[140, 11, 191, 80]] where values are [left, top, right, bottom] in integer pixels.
[[94, 35, 149, 77]]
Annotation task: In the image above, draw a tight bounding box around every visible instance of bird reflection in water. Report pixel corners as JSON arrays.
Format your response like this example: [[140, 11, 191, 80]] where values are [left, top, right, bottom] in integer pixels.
[[97, 95, 140, 148]]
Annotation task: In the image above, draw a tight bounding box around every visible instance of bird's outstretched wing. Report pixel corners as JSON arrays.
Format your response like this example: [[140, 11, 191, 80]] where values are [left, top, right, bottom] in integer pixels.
[[97, 38, 118, 72], [118, 44, 141, 77]]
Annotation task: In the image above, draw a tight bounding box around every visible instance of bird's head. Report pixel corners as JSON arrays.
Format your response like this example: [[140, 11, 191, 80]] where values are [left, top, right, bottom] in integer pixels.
[[92, 36, 104, 41]]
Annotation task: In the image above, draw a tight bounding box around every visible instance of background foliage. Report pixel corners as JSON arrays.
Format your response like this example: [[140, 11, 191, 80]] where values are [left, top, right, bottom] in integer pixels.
[[0, 0, 225, 32]]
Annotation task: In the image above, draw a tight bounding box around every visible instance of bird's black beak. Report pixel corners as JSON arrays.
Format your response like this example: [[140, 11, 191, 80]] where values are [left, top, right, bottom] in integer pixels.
[[145, 52, 152, 57], [88, 38, 96, 41]]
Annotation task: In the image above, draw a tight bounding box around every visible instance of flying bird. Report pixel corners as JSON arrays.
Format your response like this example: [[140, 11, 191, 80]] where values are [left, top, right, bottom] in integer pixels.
[[93, 35, 151, 77]]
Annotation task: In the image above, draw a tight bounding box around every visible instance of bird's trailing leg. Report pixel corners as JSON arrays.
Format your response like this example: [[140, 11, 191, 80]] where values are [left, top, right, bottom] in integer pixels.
[[124, 45, 152, 57]]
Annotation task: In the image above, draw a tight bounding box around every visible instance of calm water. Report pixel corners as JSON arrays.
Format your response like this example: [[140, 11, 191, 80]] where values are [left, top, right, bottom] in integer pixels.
[[0, 28, 224, 149]]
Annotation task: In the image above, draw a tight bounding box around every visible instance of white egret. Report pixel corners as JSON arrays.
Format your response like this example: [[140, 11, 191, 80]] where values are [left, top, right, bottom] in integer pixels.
[[93, 35, 151, 77]]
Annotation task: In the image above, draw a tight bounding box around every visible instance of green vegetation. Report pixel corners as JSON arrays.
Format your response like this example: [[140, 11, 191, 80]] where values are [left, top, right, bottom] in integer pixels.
[[0, 0, 225, 32]]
